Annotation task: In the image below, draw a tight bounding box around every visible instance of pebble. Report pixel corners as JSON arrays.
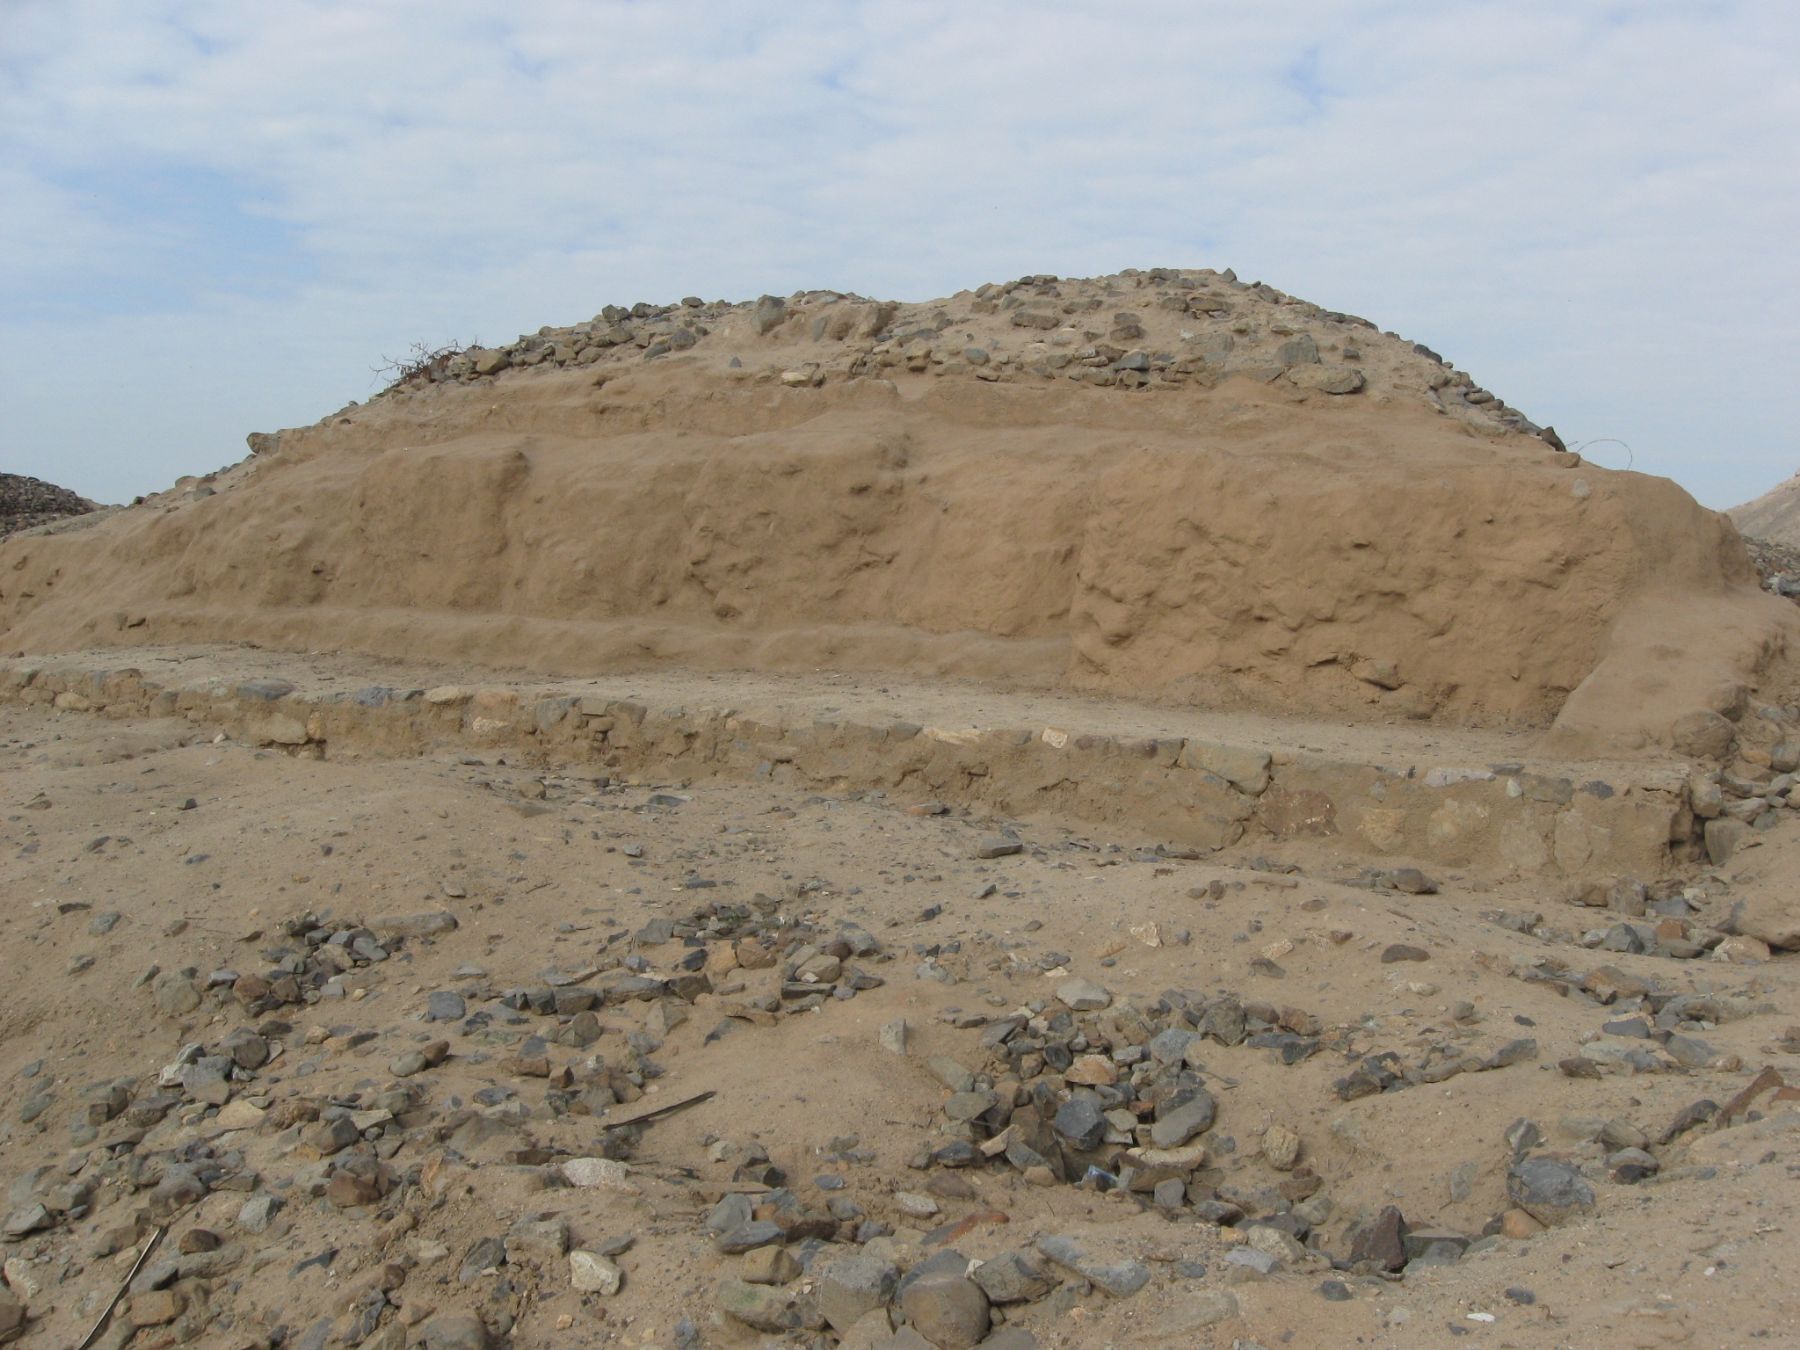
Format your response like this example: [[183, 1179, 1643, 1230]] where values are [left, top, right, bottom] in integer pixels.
[[1261, 1123, 1301, 1170]]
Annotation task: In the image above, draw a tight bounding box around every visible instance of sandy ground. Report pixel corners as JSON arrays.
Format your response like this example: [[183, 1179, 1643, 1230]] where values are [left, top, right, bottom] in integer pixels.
[[3, 699, 1799, 1348]]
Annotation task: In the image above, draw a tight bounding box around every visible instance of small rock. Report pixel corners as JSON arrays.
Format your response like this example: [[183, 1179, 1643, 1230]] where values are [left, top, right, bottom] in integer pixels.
[[559, 1157, 634, 1191], [1349, 1205, 1408, 1271], [716, 1220, 785, 1254], [971, 1250, 1056, 1305], [816, 1251, 900, 1332], [1506, 1156, 1595, 1226], [130, 1288, 186, 1327], [569, 1250, 623, 1295], [237, 1194, 283, 1233], [740, 1245, 801, 1285], [1054, 1095, 1107, 1150], [716, 1277, 824, 1333], [1261, 1124, 1301, 1171], [897, 1264, 990, 1349], [1035, 1234, 1150, 1296], [1055, 977, 1111, 1011], [1150, 1091, 1217, 1149], [418, 1313, 491, 1350]]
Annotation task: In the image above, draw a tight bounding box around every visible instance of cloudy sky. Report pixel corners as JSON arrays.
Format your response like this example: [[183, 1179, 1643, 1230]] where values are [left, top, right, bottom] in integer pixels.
[[3, 0, 1795, 508]]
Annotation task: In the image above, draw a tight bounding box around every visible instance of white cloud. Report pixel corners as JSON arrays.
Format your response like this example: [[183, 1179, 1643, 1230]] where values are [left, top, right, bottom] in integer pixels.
[[1, 0, 1795, 506]]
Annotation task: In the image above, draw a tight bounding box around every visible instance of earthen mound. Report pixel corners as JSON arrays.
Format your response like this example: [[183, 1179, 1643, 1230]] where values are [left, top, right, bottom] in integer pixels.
[[1, 268, 1792, 756], [0, 471, 96, 538]]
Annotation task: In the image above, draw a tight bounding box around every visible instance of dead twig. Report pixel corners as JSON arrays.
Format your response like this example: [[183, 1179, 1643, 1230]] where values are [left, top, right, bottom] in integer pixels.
[[76, 1224, 165, 1350], [603, 1090, 716, 1132]]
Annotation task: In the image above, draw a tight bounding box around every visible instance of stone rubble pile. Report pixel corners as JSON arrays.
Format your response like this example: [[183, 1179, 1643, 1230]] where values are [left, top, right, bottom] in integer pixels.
[[0, 473, 96, 540], [355, 268, 1560, 450]]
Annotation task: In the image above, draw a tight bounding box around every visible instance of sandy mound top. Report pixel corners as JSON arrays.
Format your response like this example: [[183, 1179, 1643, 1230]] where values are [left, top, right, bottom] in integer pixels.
[[1, 267, 1793, 756], [0, 472, 96, 539]]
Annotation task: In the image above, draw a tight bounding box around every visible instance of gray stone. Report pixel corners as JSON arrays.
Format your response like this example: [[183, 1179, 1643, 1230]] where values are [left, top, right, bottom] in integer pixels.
[[971, 1249, 1056, 1305], [457, 1235, 506, 1282], [715, 1220, 784, 1254], [816, 1251, 900, 1331], [1274, 334, 1320, 366], [236, 1194, 282, 1234], [1147, 1027, 1201, 1064], [2, 1204, 51, 1237], [1290, 365, 1365, 394], [369, 911, 458, 939], [739, 1245, 801, 1285], [152, 973, 201, 1017], [1704, 817, 1748, 866], [426, 991, 466, 1022], [1054, 977, 1111, 1011], [897, 1267, 990, 1349], [1053, 1095, 1106, 1150], [1671, 711, 1734, 761], [717, 1277, 824, 1333], [975, 837, 1023, 859], [1507, 1156, 1596, 1226], [1150, 1090, 1217, 1149], [419, 1314, 490, 1350], [1224, 1247, 1277, 1276], [705, 1193, 753, 1235], [569, 1249, 623, 1294], [1663, 1034, 1715, 1068], [1034, 1234, 1150, 1296], [751, 297, 788, 336]]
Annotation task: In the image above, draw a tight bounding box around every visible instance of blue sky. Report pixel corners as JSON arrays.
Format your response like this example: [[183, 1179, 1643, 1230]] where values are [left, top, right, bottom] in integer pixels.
[[2, 0, 1796, 508]]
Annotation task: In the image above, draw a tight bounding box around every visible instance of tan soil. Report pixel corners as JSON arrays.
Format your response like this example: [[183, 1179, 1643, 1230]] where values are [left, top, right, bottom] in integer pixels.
[[2, 684, 1799, 1348]]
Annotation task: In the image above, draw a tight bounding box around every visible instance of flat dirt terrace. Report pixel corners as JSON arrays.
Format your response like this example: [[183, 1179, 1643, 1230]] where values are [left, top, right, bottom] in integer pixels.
[[1, 652, 1799, 1350]]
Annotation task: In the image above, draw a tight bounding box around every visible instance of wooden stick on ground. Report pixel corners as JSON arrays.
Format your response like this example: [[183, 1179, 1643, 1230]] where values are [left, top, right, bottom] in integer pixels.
[[604, 1090, 716, 1132], [75, 1224, 165, 1350]]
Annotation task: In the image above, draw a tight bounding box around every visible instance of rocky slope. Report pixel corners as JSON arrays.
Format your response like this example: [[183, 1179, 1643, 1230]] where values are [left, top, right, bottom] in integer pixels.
[[0, 268, 1792, 757], [0, 473, 95, 539]]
